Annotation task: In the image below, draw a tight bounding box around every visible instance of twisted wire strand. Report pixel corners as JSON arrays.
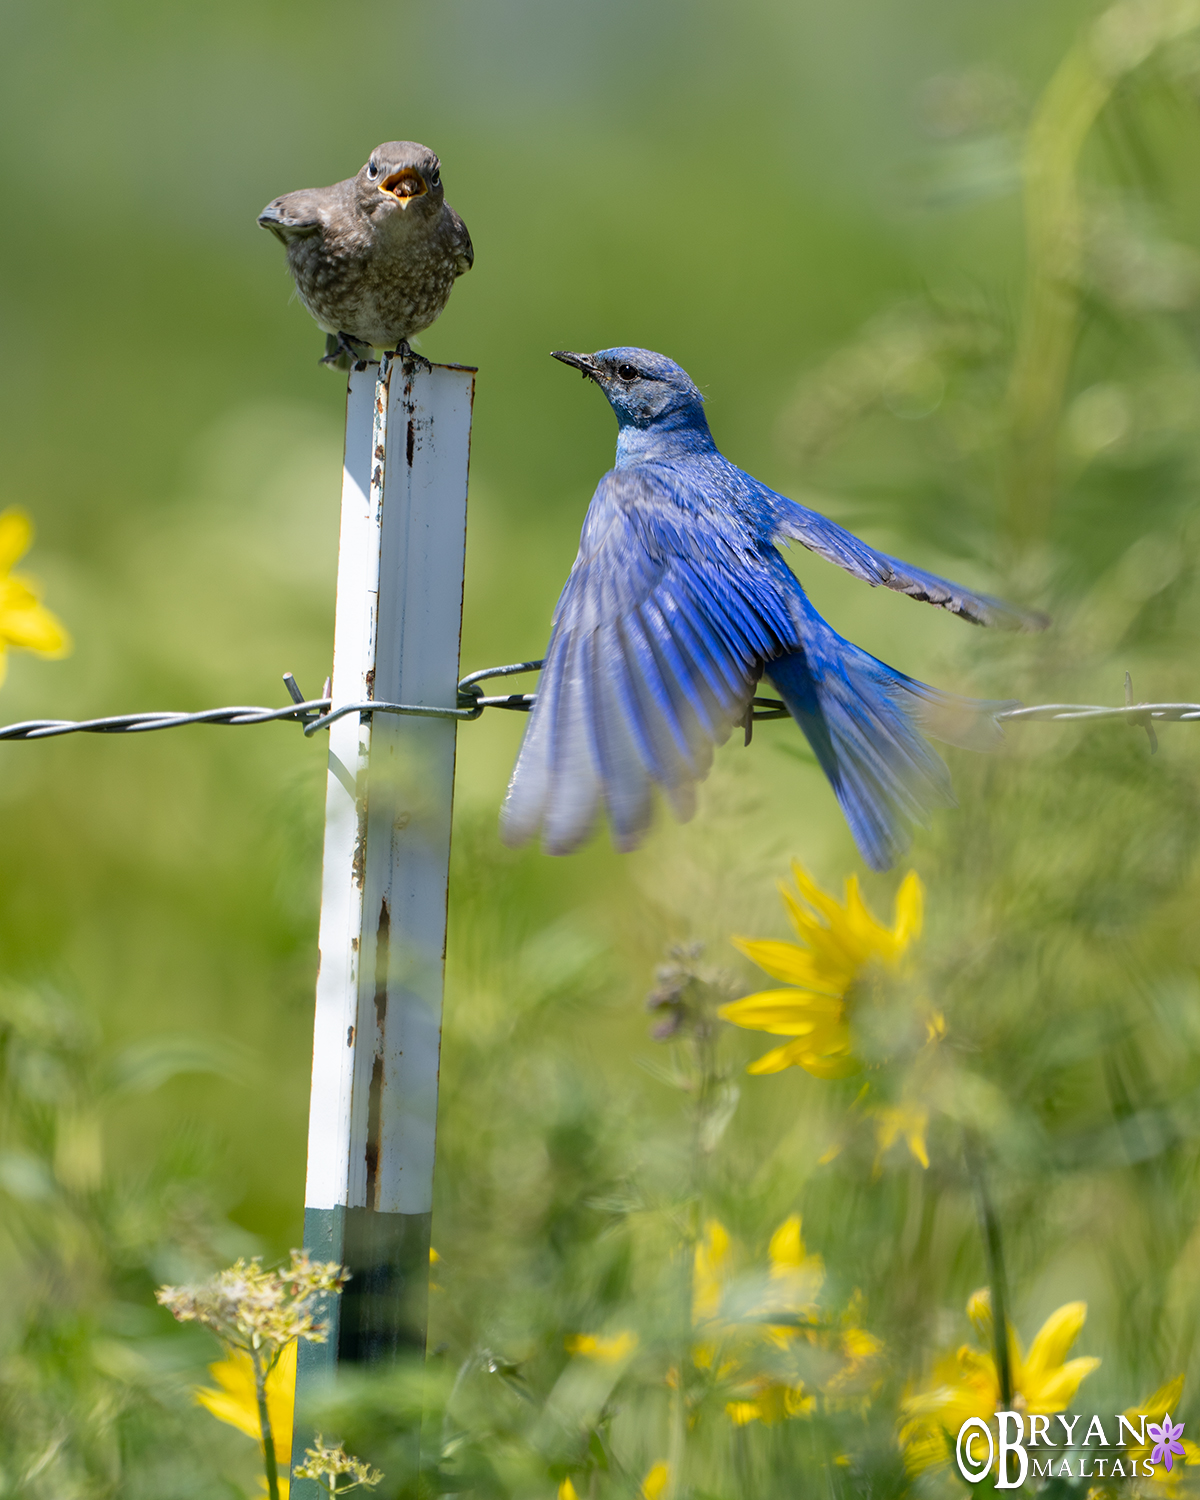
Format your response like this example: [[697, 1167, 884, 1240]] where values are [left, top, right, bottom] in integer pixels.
[[0, 658, 1192, 742]]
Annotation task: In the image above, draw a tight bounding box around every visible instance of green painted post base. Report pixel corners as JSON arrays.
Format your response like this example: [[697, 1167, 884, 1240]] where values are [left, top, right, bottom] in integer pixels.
[[290, 1205, 432, 1497]]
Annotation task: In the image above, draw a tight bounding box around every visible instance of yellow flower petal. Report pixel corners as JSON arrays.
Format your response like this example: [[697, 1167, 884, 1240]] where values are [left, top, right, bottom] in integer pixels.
[[718, 988, 845, 1036], [195, 1356, 261, 1443], [1129, 1374, 1186, 1423], [842, 1326, 884, 1360], [0, 508, 33, 574], [194, 1340, 296, 1464], [565, 1331, 637, 1363], [781, 887, 862, 976], [693, 1220, 731, 1322], [768, 1215, 806, 1271], [790, 864, 856, 935], [872, 1104, 930, 1169], [893, 871, 925, 947], [841, 876, 893, 957], [558, 1480, 580, 1500], [966, 1288, 993, 1343], [744, 1042, 813, 1074], [746, 1042, 804, 1074], [729, 936, 846, 994], [746, 1037, 860, 1077], [799, 1051, 861, 1079], [1025, 1356, 1101, 1412], [0, 587, 71, 655], [1022, 1301, 1088, 1383], [0, 509, 71, 674], [641, 1461, 670, 1500]]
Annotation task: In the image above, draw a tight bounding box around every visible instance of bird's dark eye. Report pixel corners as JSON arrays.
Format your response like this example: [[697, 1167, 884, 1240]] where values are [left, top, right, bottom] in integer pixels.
[[430, 170, 441, 187], [617, 364, 640, 382], [367, 161, 379, 180]]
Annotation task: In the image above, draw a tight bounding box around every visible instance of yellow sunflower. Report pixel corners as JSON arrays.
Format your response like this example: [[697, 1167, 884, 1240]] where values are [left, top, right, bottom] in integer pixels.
[[899, 1289, 1100, 1475], [720, 864, 923, 1079]]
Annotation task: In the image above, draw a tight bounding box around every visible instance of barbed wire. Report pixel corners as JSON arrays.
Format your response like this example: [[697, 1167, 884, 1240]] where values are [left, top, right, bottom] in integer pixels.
[[0, 663, 1186, 747]]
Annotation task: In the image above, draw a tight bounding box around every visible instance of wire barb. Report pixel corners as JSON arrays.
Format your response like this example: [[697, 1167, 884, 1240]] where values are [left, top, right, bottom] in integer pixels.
[[1124, 671, 1158, 753]]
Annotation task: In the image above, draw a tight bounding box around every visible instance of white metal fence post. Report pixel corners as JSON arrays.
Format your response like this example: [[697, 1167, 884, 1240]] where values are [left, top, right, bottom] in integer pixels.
[[291, 356, 475, 1491]]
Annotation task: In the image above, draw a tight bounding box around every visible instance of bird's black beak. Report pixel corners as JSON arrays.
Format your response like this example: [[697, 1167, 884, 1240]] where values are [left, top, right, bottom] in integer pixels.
[[257, 204, 289, 244], [552, 350, 602, 383]]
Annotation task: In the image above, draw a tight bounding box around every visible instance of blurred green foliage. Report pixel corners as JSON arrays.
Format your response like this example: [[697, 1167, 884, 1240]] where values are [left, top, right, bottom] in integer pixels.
[[6, 0, 1200, 1494]]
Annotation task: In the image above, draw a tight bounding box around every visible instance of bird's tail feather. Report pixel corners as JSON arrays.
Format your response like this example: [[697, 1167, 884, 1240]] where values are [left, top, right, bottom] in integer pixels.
[[764, 607, 1016, 871]]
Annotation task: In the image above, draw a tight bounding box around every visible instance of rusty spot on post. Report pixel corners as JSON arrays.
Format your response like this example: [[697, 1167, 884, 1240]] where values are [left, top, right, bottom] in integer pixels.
[[406, 420, 416, 467], [364, 1055, 384, 1210], [364, 897, 390, 1211], [374, 898, 390, 1028], [351, 827, 366, 890]]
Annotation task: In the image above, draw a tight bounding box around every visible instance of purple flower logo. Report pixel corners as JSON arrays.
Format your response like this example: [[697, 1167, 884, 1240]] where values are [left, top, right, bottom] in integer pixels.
[[1148, 1414, 1187, 1473]]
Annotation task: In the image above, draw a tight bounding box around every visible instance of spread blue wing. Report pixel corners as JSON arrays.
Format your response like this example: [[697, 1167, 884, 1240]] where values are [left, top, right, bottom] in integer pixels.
[[501, 467, 797, 854], [769, 492, 1049, 632]]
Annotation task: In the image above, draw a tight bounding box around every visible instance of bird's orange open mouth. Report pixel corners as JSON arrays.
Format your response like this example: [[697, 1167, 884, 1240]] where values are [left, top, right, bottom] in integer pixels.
[[381, 169, 427, 201]]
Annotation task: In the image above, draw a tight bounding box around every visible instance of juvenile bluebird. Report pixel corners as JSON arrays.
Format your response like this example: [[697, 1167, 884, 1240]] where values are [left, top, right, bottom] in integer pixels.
[[257, 142, 473, 367], [501, 348, 1047, 871]]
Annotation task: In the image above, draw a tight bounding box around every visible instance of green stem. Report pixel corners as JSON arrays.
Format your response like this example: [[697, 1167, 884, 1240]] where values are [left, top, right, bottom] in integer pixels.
[[254, 1349, 282, 1500], [964, 1133, 1013, 1411], [666, 1206, 695, 1500]]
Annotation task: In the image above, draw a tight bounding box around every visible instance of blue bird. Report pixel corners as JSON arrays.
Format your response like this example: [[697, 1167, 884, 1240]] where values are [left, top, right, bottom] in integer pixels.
[[500, 348, 1046, 871]]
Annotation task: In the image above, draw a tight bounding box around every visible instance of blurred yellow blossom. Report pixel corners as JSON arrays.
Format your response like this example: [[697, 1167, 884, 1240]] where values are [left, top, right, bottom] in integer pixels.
[[1114, 1375, 1200, 1493], [759, 1215, 826, 1337], [899, 1289, 1100, 1474], [690, 1214, 882, 1425], [640, 1461, 670, 1499], [565, 1331, 638, 1363], [720, 865, 923, 1078], [195, 1341, 296, 1499], [693, 1218, 733, 1327], [558, 1472, 668, 1500], [872, 1102, 931, 1170], [0, 507, 71, 688]]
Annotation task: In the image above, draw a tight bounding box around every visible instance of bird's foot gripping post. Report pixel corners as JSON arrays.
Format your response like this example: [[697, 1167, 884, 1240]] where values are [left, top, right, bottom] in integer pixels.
[[291, 355, 476, 1495], [391, 338, 434, 374]]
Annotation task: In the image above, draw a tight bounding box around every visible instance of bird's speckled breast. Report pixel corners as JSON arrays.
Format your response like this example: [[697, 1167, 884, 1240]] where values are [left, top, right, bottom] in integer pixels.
[[286, 209, 464, 347]]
